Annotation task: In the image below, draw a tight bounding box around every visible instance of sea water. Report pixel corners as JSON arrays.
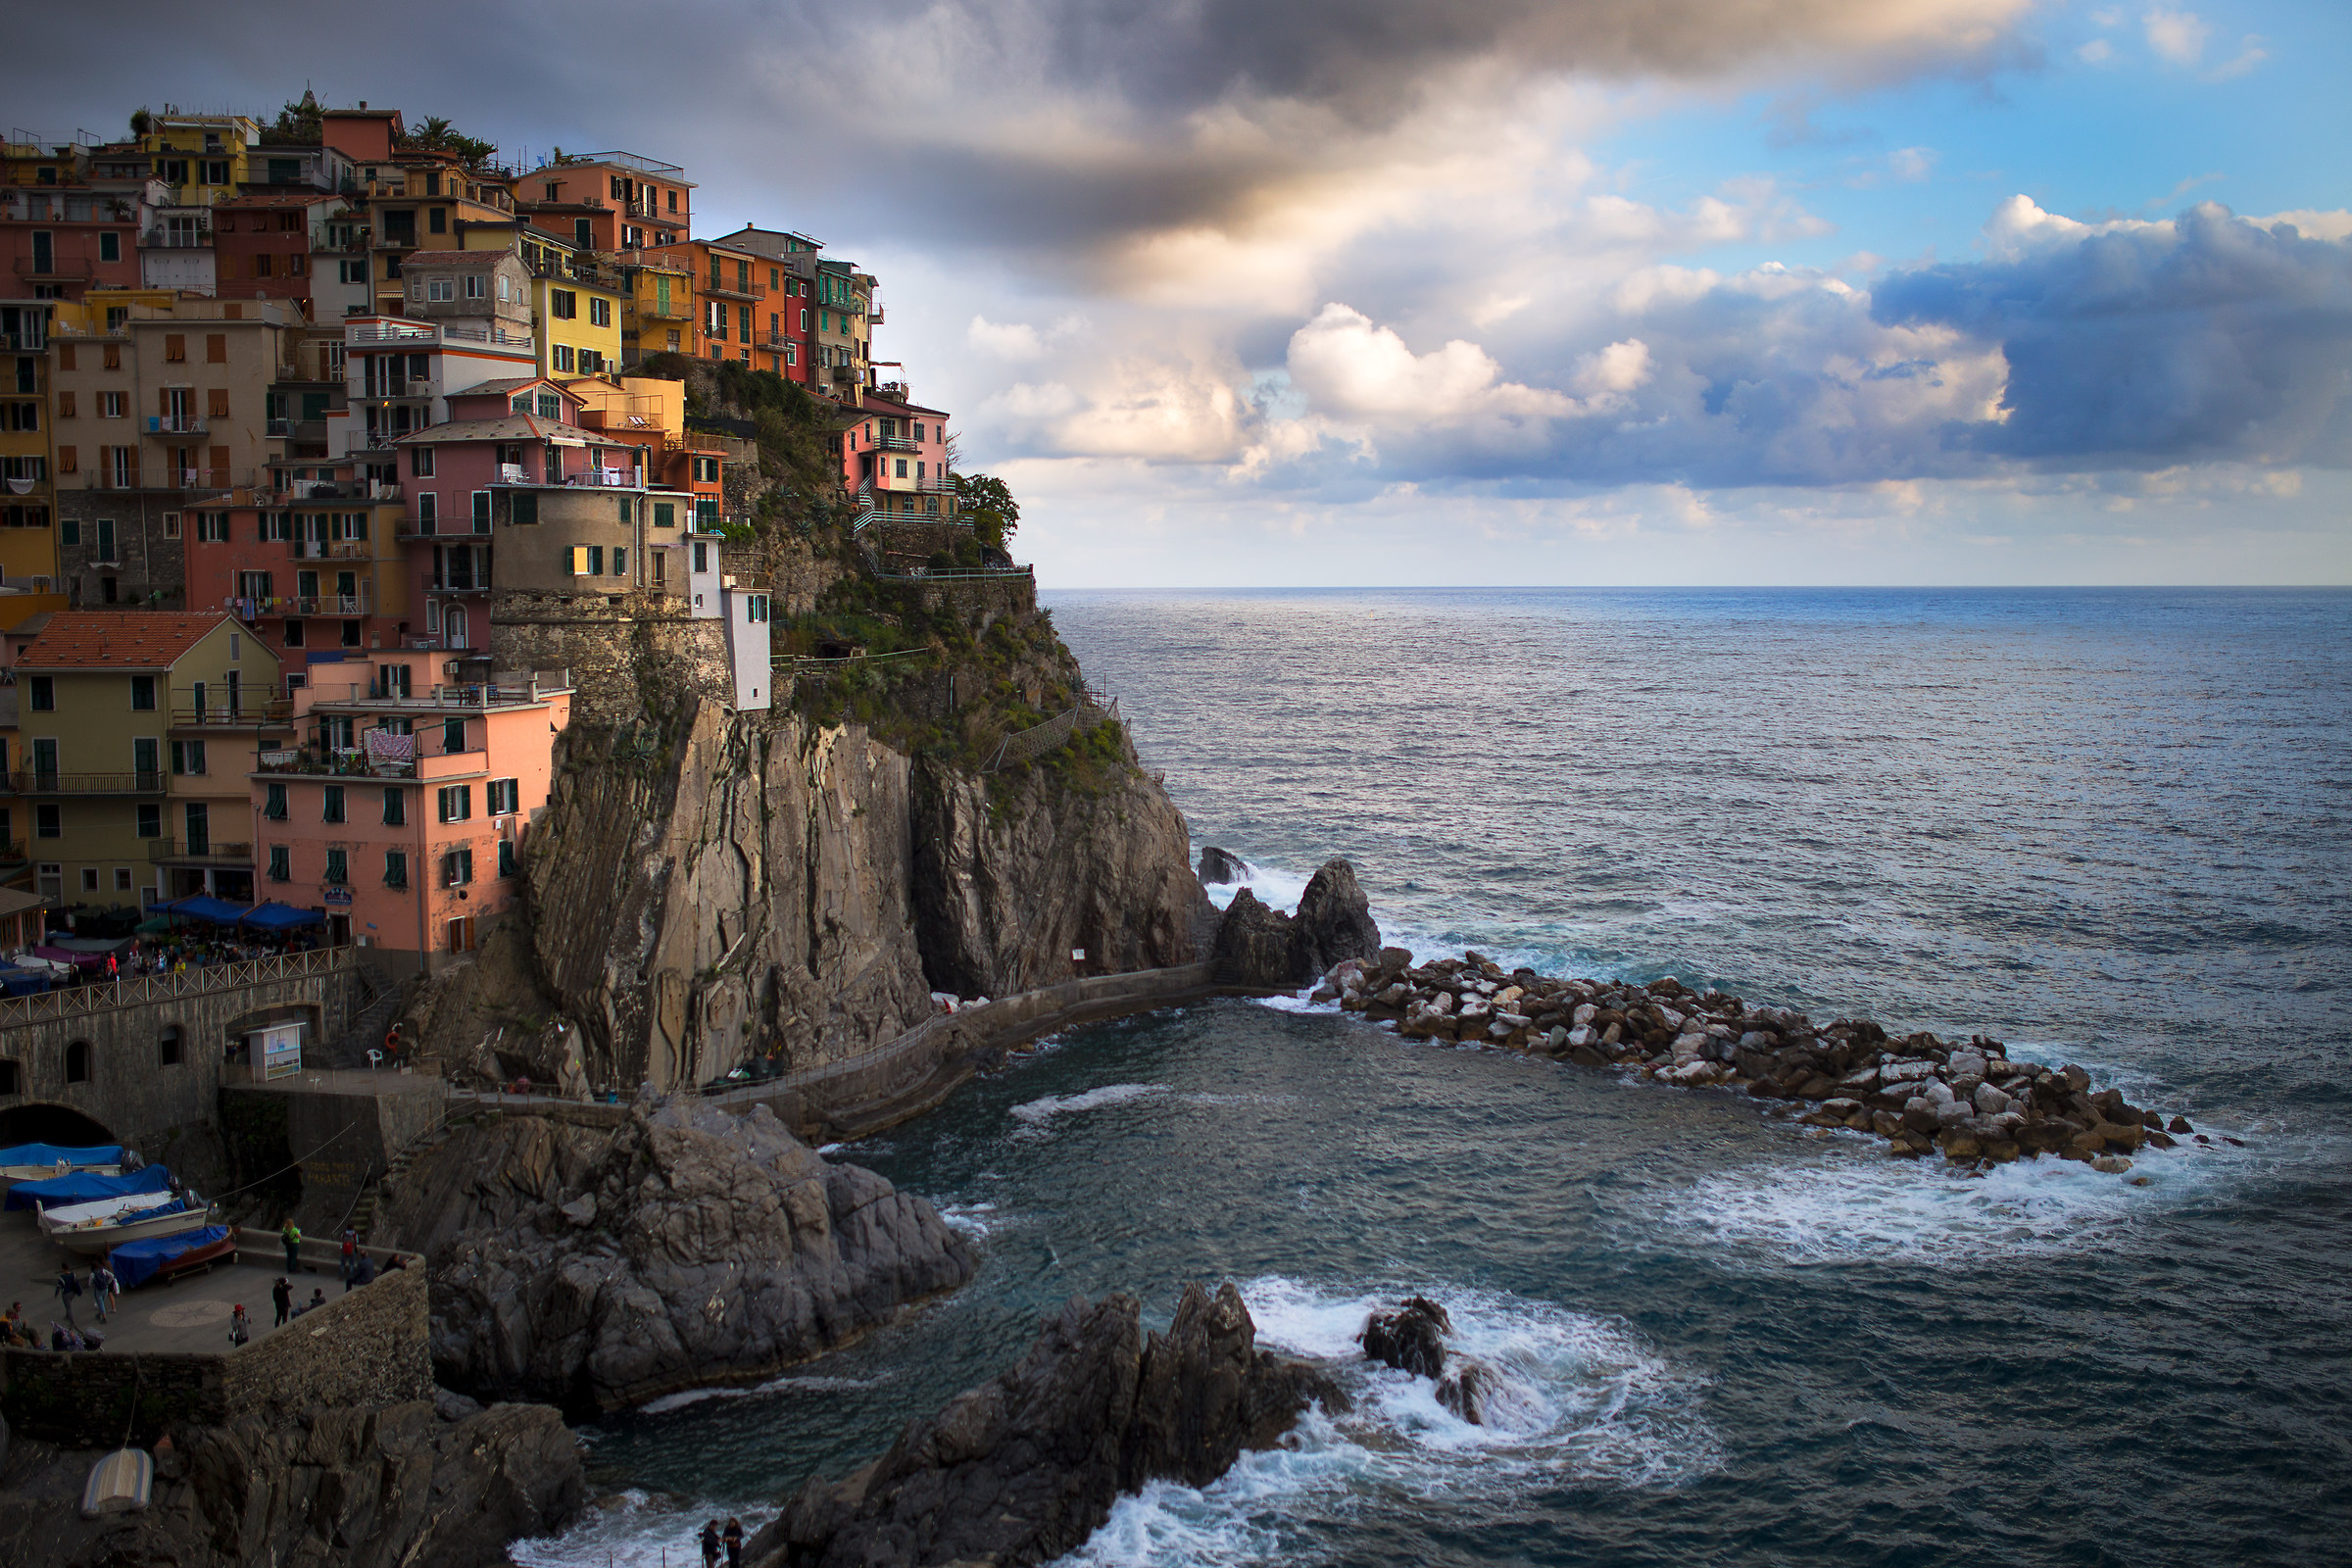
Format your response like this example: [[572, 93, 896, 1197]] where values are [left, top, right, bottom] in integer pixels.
[[519, 589, 2352, 1567]]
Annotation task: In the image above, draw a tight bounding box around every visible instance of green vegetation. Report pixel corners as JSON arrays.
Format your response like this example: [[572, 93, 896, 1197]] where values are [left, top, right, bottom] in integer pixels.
[[956, 472, 1020, 551]]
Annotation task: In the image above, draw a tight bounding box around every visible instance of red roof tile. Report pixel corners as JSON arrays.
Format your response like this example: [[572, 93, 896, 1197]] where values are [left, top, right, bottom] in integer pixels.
[[17, 612, 241, 670]]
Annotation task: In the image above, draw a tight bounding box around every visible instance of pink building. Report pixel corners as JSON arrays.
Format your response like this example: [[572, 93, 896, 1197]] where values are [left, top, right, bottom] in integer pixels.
[[249, 649, 571, 966]]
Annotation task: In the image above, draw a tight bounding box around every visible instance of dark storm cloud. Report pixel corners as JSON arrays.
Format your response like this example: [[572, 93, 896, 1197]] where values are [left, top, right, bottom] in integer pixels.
[[1872, 204, 2352, 468], [2, 0, 2033, 261]]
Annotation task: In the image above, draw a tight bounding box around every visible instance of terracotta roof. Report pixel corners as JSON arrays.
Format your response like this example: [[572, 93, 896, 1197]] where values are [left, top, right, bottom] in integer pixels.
[[0, 887, 47, 918], [215, 191, 339, 210], [455, 377, 556, 398], [17, 612, 241, 670], [394, 416, 589, 446]]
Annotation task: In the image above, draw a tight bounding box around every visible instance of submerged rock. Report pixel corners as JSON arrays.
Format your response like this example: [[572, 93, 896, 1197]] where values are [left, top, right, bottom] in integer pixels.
[[1435, 1358, 1504, 1427], [1360, 1296, 1452, 1379], [751, 1281, 1344, 1568], [422, 1100, 976, 1415]]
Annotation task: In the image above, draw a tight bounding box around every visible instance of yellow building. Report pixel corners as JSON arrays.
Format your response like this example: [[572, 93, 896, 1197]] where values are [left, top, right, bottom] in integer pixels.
[[618, 254, 695, 365], [1, 612, 283, 910], [367, 158, 517, 316], [136, 113, 261, 207], [0, 301, 65, 620]]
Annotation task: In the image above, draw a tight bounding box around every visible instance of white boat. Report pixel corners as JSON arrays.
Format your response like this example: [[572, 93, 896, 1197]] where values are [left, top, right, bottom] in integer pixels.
[[81, 1447, 153, 1516], [0, 1162, 123, 1195], [37, 1192, 214, 1254]]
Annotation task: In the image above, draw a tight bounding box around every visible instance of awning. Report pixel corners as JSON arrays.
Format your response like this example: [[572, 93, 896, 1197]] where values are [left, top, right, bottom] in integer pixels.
[[240, 902, 324, 931], [31, 945, 109, 971], [4, 1164, 172, 1212], [162, 895, 251, 925]]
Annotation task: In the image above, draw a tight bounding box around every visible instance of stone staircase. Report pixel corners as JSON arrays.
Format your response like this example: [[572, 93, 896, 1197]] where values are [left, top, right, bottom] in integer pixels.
[[318, 962, 418, 1071], [346, 1106, 493, 1245]]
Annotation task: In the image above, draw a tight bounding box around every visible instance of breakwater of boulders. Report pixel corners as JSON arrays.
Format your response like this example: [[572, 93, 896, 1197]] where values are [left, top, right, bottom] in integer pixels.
[[1311, 948, 2224, 1173]]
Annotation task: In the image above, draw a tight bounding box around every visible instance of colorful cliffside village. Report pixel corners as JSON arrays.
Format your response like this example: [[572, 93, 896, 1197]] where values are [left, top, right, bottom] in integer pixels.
[[0, 97, 966, 971]]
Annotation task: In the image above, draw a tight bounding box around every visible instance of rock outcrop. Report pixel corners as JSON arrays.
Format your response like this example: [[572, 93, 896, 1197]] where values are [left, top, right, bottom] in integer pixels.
[[750, 1282, 1345, 1568], [1360, 1296, 1451, 1379], [911, 748, 1211, 1001], [1317, 949, 2216, 1176], [1211, 858, 1383, 988], [1197, 846, 1247, 884], [0, 1400, 583, 1568], [407, 1100, 975, 1414]]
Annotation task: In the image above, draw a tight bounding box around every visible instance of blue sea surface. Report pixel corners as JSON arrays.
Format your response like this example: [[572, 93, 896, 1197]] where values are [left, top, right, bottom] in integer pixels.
[[523, 588, 2352, 1567]]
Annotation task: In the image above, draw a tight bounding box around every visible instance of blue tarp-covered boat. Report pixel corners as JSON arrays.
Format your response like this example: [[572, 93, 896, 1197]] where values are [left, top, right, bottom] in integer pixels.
[[4, 1164, 172, 1211], [108, 1224, 233, 1289]]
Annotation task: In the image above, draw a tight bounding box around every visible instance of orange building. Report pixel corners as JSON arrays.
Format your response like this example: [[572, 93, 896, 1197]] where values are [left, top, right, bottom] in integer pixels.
[[249, 651, 570, 964], [515, 152, 692, 255]]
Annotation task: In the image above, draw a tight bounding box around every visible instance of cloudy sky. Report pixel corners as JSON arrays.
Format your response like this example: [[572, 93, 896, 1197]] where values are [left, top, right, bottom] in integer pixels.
[[22, 0, 2352, 583]]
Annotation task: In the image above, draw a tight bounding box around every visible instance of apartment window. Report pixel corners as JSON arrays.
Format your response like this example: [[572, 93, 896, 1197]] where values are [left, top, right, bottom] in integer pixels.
[[171, 740, 207, 776], [653, 501, 674, 528], [589, 297, 611, 327], [383, 787, 405, 826], [653, 549, 666, 586], [80, 867, 99, 894], [165, 334, 187, 362], [692, 540, 709, 573], [114, 867, 132, 894], [206, 334, 226, 364], [321, 784, 345, 823], [426, 278, 454, 303], [464, 272, 485, 299], [28, 676, 53, 710], [446, 915, 475, 954], [135, 804, 160, 838], [129, 674, 155, 710], [550, 290, 577, 320], [267, 844, 289, 880], [100, 232, 121, 263], [552, 345, 573, 372], [437, 784, 471, 822], [340, 260, 367, 284], [471, 491, 492, 533], [416, 492, 437, 531], [497, 838, 517, 880], [428, 206, 447, 234], [265, 782, 287, 820], [442, 847, 473, 887], [895, 459, 908, 478], [746, 594, 770, 623], [101, 391, 123, 418], [324, 847, 349, 885], [667, 189, 677, 212], [104, 345, 121, 369], [384, 849, 408, 888], [442, 715, 466, 755], [35, 805, 61, 840], [612, 546, 627, 576], [800, 307, 809, 332]]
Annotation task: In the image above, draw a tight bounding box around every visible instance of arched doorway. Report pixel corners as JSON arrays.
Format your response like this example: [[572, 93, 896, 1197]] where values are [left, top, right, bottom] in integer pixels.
[[0, 1102, 118, 1148]]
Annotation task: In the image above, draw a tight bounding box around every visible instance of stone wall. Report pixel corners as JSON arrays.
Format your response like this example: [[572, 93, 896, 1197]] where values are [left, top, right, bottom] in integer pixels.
[[58, 490, 186, 610], [220, 1074, 450, 1231], [488, 592, 736, 723], [219, 1252, 431, 1426], [0, 1241, 427, 1445], [0, 955, 364, 1180]]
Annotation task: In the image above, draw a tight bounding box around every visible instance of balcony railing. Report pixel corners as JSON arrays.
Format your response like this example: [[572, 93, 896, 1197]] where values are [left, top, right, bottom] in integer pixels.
[[141, 225, 214, 249], [273, 477, 399, 502], [4, 770, 168, 795], [88, 466, 259, 494], [702, 275, 767, 301], [145, 415, 209, 435], [638, 297, 692, 320], [0, 838, 25, 861], [869, 431, 919, 453], [147, 838, 254, 865], [172, 699, 294, 728], [13, 257, 92, 279]]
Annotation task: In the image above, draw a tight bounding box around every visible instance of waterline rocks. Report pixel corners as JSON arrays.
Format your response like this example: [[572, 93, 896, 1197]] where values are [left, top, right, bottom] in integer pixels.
[[748, 1281, 1346, 1568], [1198, 845, 1248, 884], [414, 1100, 976, 1415], [1315, 951, 2204, 1176], [1211, 857, 1383, 988], [1361, 1296, 1451, 1379]]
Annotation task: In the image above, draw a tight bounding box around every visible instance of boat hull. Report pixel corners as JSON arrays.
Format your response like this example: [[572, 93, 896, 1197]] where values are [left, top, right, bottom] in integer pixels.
[[42, 1206, 215, 1255]]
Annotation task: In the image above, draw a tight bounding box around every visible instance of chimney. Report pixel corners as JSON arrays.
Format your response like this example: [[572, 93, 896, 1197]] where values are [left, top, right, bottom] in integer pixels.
[[359, 101, 368, 110]]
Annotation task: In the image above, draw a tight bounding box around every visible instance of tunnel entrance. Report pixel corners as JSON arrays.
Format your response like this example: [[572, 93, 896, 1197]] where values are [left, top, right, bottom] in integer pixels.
[[0, 1102, 120, 1150]]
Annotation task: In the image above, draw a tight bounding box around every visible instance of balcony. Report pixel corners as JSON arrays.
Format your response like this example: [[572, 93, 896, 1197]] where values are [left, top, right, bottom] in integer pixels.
[[5, 770, 167, 796], [346, 320, 530, 349], [147, 838, 253, 866], [702, 275, 766, 302], [144, 415, 210, 436], [141, 225, 214, 250], [637, 296, 692, 321], [13, 257, 92, 280], [172, 699, 293, 729], [870, 431, 919, 454], [0, 838, 24, 862], [272, 476, 399, 502], [86, 466, 257, 494]]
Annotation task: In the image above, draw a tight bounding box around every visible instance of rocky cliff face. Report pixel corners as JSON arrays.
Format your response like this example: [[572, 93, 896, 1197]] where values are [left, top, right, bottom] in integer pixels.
[[751, 1281, 1343, 1568], [392, 1100, 975, 1415], [911, 743, 1212, 1000], [515, 691, 1210, 1095], [0, 1400, 583, 1568]]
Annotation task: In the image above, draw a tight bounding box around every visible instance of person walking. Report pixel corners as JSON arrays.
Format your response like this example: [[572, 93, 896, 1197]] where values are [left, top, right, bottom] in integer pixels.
[[228, 1303, 250, 1347], [271, 1275, 293, 1328], [89, 1263, 118, 1323], [281, 1219, 302, 1275], [339, 1226, 358, 1287], [723, 1516, 745, 1568], [52, 1266, 81, 1327], [700, 1519, 722, 1568]]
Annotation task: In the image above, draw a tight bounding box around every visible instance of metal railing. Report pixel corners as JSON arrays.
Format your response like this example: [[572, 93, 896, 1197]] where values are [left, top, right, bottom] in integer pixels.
[[0, 946, 357, 1027], [141, 225, 213, 249], [145, 415, 209, 435], [146, 838, 254, 864], [987, 694, 1118, 771], [4, 770, 167, 795], [172, 700, 293, 727]]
